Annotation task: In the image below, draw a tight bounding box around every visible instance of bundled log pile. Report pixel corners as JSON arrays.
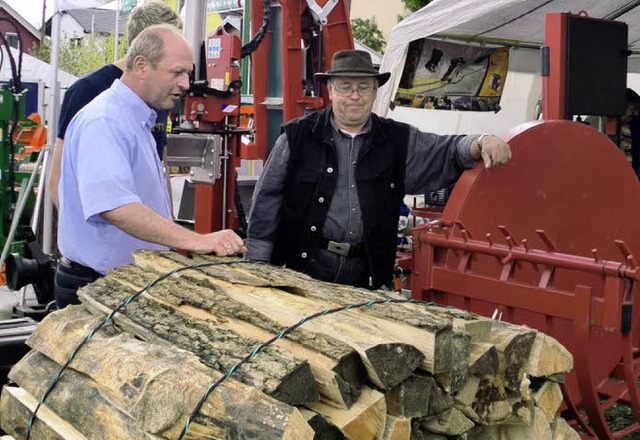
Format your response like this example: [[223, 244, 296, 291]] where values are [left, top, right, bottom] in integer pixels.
[[1, 250, 580, 439]]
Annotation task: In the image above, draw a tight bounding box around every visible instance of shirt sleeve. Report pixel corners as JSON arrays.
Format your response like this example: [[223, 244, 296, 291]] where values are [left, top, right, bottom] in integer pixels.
[[404, 125, 478, 194], [245, 133, 291, 261], [71, 116, 142, 221]]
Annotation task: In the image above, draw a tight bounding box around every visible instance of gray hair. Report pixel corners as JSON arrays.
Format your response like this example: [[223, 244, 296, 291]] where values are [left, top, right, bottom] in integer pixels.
[[126, 0, 182, 47], [126, 24, 181, 71]]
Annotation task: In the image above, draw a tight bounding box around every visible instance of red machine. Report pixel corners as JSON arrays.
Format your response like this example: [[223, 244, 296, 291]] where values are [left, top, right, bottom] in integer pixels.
[[178, 0, 353, 234], [410, 12, 640, 439]]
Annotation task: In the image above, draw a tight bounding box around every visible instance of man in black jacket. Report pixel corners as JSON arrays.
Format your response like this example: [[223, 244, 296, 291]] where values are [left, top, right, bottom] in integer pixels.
[[246, 50, 511, 289]]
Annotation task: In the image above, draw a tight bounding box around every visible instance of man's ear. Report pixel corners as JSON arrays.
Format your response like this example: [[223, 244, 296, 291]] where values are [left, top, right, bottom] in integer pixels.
[[131, 54, 149, 76]]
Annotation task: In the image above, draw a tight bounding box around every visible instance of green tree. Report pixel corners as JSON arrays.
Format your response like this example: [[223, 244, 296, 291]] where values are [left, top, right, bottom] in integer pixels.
[[351, 18, 386, 54], [401, 0, 432, 12], [31, 33, 127, 77]]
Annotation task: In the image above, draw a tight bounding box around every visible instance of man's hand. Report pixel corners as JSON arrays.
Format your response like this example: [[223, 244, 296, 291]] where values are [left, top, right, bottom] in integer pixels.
[[193, 229, 247, 256], [471, 135, 512, 169]]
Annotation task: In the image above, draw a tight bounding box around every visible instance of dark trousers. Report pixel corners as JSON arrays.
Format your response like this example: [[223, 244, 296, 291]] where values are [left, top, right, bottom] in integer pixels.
[[54, 257, 102, 309]]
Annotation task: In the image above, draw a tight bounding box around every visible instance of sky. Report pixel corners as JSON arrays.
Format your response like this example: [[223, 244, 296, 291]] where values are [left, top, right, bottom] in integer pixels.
[[5, 0, 122, 29]]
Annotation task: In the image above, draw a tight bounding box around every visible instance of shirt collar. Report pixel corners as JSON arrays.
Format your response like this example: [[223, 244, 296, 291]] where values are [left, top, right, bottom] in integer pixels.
[[111, 79, 157, 130]]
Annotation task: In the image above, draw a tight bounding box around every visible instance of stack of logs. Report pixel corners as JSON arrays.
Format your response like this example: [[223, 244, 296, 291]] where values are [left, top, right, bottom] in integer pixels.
[[1, 250, 579, 439]]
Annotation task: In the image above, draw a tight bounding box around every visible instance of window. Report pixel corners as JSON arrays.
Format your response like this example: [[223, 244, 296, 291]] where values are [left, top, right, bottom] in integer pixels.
[[5, 33, 18, 49]]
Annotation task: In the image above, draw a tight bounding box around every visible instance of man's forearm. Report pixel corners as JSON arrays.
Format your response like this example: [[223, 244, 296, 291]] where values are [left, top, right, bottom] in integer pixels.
[[101, 202, 198, 250], [48, 138, 64, 209]]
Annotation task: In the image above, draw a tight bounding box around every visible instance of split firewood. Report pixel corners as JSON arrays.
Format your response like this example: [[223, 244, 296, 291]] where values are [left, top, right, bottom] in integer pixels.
[[385, 373, 433, 418], [77, 276, 319, 406], [138, 251, 468, 378], [550, 415, 581, 440], [533, 381, 564, 423], [14, 306, 313, 439], [306, 386, 386, 440], [105, 263, 366, 409], [298, 408, 346, 440], [525, 332, 573, 377], [382, 415, 411, 440], [501, 407, 552, 439], [1, 386, 86, 440], [490, 321, 537, 392], [469, 342, 499, 376], [415, 407, 475, 436]]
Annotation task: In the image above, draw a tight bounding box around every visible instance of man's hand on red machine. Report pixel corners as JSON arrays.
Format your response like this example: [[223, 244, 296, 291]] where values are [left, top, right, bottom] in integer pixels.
[[471, 135, 512, 169], [192, 229, 247, 256]]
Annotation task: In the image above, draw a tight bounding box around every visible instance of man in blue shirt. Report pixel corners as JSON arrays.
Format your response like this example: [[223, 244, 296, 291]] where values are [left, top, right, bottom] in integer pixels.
[[55, 25, 245, 308], [49, 1, 182, 208]]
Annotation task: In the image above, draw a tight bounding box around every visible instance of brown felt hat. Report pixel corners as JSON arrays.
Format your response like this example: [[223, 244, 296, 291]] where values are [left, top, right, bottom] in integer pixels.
[[315, 50, 390, 86]]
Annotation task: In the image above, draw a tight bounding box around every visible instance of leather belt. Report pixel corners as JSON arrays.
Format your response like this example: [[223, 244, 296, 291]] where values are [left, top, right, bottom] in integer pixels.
[[319, 238, 364, 257], [59, 256, 101, 277]]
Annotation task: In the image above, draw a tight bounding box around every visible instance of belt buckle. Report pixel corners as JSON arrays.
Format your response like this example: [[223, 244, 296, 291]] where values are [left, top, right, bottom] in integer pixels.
[[327, 240, 350, 257]]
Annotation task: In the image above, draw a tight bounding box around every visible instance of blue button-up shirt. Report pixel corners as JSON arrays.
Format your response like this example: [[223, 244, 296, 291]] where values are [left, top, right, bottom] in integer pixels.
[[58, 79, 171, 274]]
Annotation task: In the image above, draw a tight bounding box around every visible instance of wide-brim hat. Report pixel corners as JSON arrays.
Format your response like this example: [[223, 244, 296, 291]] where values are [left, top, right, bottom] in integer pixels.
[[315, 50, 390, 86]]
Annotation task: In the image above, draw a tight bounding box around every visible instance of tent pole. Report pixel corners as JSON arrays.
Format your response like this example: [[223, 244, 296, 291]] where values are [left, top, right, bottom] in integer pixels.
[[41, 4, 62, 256]]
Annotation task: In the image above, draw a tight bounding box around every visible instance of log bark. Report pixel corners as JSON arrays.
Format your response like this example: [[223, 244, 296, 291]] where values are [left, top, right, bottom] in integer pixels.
[[490, 322, 537, 392], [469, 343, 499, 376], [385, 373, 433, 418], [78, 275, 318, 406], [130, 253, 426, 390], [298, 408, 346, 440], [20, 306, 314, 440], [1, 385, 86, 440], [106, 263, 364, 409], [306, 386, 386, 440]]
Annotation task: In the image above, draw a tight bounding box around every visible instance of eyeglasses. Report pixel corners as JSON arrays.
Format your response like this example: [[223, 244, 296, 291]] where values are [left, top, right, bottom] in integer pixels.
[[331, 81, 376, 97]]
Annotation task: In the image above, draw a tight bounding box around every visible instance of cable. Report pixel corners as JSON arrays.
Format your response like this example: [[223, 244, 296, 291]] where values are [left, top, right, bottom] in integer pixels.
[[25, 258, 251, 440], [240, 0, 271, 58], [176, 296, 442, 440]]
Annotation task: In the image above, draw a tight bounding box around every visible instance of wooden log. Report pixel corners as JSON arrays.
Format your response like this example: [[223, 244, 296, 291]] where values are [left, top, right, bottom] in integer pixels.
[[433, 330, 470, 394], [20, 306, 314, 439], [425, 375, 454, 417], [382, 415, 411, 440], [500, 407, 552, 440], [525, 333, 573, 377], [472, 376, 508, 424], [469, 343, 499, 376], [385, 373, 433, 418], [416, 407, 475, 436], [533, 381, 563, 422], [550, 416, 580, 440], [453, 374, 480, 408], [298, 408, 346, 440], [77, 275, 319, 406], [101, 264, 364, 409], [452, 317, 494, 343], [130, 253, 427, 390], [139, 251, 463, 377], [306, 386, 386, 440], [1, 385, 86, 440], [490, 321, 537, 392]]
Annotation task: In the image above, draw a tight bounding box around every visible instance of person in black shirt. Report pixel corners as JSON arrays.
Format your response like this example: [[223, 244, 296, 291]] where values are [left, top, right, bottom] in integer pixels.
[[48, 0, 182, 208]]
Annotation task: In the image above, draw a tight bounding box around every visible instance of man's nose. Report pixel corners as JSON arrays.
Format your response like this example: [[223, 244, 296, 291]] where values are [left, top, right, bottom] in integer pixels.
[[177, 72, 190, 91]]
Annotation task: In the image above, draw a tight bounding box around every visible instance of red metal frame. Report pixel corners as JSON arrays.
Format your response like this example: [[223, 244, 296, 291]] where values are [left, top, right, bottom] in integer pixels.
[[411, 120, 640, 439], [193, 0, 353, 234]]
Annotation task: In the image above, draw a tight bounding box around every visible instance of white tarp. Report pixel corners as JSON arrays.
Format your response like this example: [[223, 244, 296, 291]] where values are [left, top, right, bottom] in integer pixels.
[[374, 0, 640, 118], [0, 47, 78, 123]]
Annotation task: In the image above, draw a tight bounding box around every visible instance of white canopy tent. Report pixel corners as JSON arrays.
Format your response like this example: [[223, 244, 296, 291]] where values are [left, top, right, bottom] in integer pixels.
[[0, 47, 78, 122], [374, 0, 640, 134]]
